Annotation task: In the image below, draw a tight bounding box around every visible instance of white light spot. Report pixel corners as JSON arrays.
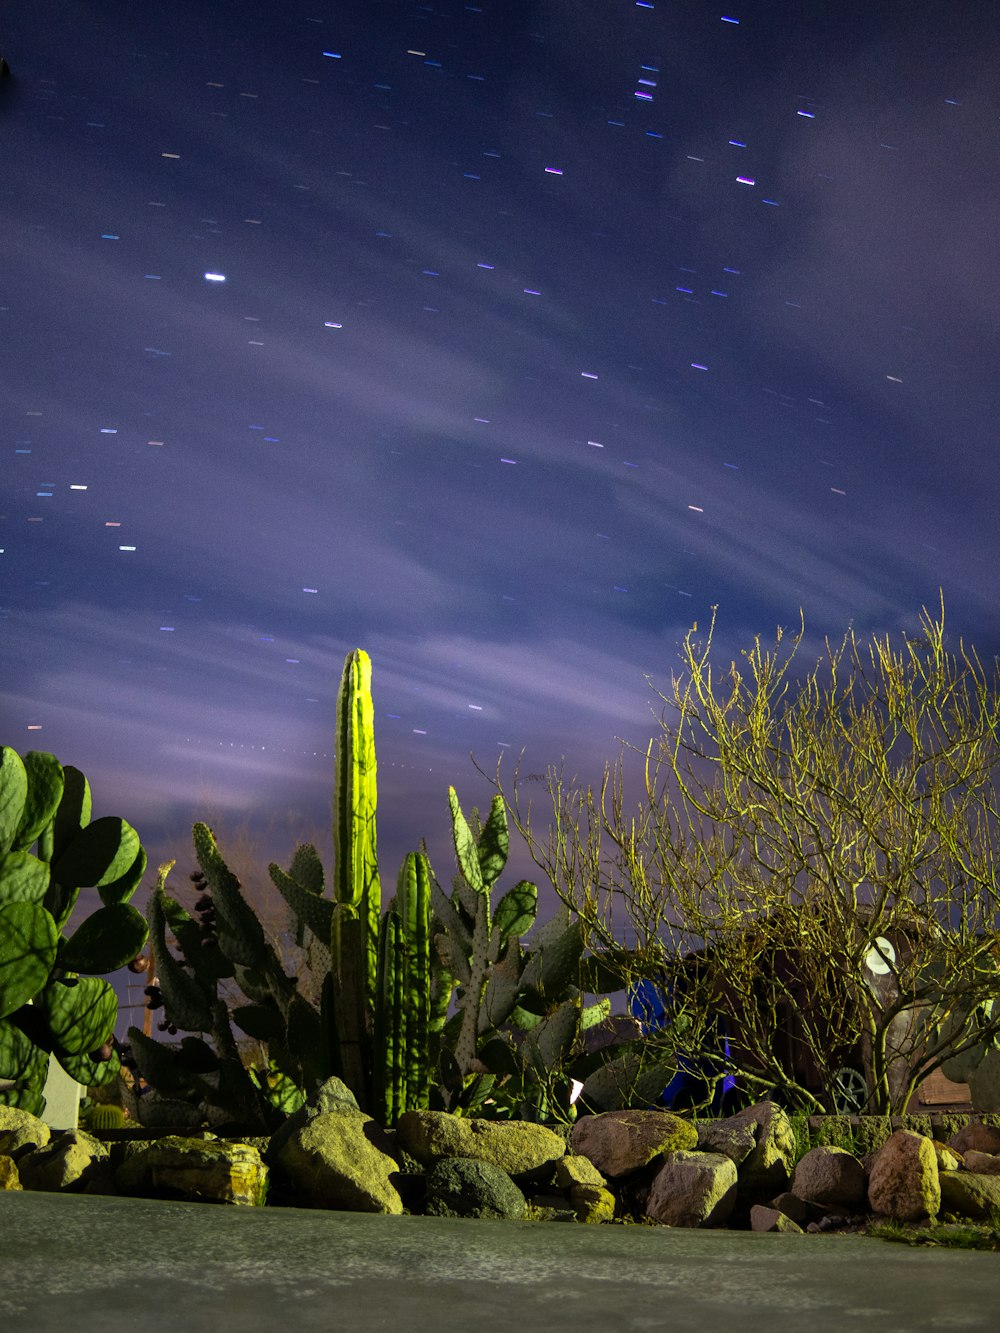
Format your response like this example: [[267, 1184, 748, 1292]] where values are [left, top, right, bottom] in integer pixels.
[[204, 272, 226, 282]]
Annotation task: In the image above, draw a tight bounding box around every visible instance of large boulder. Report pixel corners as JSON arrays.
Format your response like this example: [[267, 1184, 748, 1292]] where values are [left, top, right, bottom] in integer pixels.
[[947, 1122, 1000, 1156], [714, 1101, 796, 1194], [18, 1130, 111, 1193], [570, 1110, 697, 1179], [645, 1150, 738, 1227], [939, 1170, 1000, 1219], [0, 1155, 22, 1190], [696, 1120, 757, 1167], [266, 1076, 360, 1161], [115, 1136, 268, 1206], [0, 1107, 51, 1158], [396, 1110, 565, 1178], [791, 1145, 866, 1209], [276, 1109, 402, 1214], [424, 1157, 526, 1220], [867, 1130, 940, 1221]]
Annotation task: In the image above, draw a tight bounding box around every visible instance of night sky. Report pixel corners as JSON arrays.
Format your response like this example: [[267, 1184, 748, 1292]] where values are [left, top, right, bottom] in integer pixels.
[[3, 1, 999, 933]]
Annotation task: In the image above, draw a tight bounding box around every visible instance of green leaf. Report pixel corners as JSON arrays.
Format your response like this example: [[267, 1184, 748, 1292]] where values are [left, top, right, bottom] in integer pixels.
[[176, 1035, 220, 1075], [0, 748, 28, 858], [289, 843, 325, 895], [12, 752, 64, 852], [476, 794, 509, 888], [0, 851, 50, 907], [581, 997, 612, 1032], [232, 1002, 285, 1042], [0, 901, 59, 1019], [51, 817, 141, 890], [493, 880, 537, 943], [478, 1035, 520, 1077], [127, 1026, 190, 1095], [520, 919, 585, 999], [0, 1016, 49, 1104], [36, 975, 117, 1055], [57, 903, 149, 974], [51, 766, 91, 863], [149, 890, 213, 1032], [97, 846, 148, 907], [448, 788, 484, 893], [525, 998, 580, 1072], [58, 1045, 121, 1087], [268, 861, 335, 940]]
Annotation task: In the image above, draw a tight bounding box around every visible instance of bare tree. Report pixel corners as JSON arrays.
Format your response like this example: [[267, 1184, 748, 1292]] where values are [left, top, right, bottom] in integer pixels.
[[499, 597, 1000, 1114]]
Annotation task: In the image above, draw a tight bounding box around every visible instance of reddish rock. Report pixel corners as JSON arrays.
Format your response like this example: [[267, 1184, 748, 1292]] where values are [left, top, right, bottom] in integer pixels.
[[947, 1122, 1000, 1157], [645, 1150, 737, 1227], [792, 1145, 866, 1209], [867, 1130, 939, 1221], [750, 1204, 803, 1233], [961, 1149, 1000, 1176], [570, 1110, 697, 1179]]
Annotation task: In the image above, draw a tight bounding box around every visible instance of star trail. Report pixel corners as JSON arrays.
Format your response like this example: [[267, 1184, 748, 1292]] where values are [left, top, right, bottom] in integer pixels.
[[1, 0, 999, 893]]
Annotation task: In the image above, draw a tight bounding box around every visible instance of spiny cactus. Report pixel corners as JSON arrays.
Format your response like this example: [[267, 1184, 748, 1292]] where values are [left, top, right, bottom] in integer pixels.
[[0, 746, 149, 1115]]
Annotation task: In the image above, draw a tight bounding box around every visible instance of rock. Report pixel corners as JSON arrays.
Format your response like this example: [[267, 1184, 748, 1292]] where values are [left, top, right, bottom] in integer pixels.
[[396, 1110, 566, 1178], [115, 1136, 268, 1206], [947, 1122, 1000, 1156], [19, 1130, 111, 1193], [750, 1205, 804, 1234], [769, 1191, 823, 1226], [792, 1145, 866, 1209], [266, 1076, 361, 1161], [570, 1110, 697, 1179], [714, 1101, 796, 1194], [569, 1183, 617, 1223], [0, 1107, 51, 1158], [929, 1140, 963, 1172], [553, 1155, 606, 1189], [696, 1121, 757, 1167], [959, 1150, 1000, 1176], [867, 1130, 940, 1221], [645, 1150, 738, 1228], [0, 1154, 22, 1190], [276, 1109, 402, 1214], [939, 1170, 1000, 1219], [424, 1156, 526, 1220]]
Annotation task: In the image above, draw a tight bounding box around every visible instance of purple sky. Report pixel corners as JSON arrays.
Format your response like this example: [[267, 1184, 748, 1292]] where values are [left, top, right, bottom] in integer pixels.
[[3, 0, 999, 980]]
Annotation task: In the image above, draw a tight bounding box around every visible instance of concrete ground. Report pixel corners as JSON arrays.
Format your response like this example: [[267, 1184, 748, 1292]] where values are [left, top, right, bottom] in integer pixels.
[[1, 1192, 997, 1332]]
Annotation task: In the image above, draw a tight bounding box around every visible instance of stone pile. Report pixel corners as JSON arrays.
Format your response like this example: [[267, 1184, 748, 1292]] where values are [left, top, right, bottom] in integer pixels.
[[3, 1089, 1000, 1231]]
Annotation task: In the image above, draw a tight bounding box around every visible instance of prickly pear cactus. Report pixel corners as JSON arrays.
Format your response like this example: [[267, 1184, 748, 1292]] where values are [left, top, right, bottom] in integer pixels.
[[0, 746, 149, 1115]]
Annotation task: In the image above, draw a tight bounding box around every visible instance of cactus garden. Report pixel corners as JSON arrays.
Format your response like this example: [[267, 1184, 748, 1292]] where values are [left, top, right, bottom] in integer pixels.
[[4, 638, 1000, 1249]]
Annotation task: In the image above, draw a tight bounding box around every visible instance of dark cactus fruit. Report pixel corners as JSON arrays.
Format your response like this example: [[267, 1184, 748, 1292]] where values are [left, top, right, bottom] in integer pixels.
[[88, 1042, 114, 1062], [194, 894, 213, 913], [190, 870, 206, 883], [127, 954, 150, 974]]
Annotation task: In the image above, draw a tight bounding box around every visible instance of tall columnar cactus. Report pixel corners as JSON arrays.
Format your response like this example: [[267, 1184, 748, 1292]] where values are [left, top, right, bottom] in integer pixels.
[[329, 649, 381, 1108], [0, 746, 148, 1115], [372, 851, 434, 1123]]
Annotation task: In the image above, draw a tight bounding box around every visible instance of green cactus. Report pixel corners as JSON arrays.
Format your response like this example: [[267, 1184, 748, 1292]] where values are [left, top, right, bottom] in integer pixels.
[[84, 1102, 128, 1130], [0, 746, 149, 1115]]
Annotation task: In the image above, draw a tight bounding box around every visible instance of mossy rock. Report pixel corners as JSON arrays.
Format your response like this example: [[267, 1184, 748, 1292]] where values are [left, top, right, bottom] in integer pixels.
[[851, 1117, 892, 1157], [935, 1114, 970, 1144]]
